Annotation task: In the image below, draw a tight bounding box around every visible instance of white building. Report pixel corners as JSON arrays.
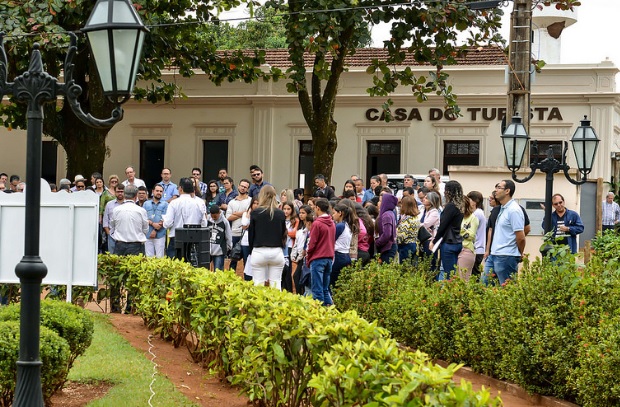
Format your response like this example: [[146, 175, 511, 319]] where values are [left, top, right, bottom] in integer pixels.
[[1, 43, 619, 259]]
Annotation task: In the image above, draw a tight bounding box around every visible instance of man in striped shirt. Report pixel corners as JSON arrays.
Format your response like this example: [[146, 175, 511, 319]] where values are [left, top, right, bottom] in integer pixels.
[[602, 192, 620, 232]]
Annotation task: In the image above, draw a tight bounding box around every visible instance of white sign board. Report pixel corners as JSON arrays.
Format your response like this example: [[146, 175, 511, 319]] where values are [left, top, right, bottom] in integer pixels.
[[0, 181, 99, 286]]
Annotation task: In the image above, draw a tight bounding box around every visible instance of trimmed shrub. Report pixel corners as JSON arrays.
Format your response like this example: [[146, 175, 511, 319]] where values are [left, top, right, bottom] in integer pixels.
[[0, 321, 71, 406], [0, 299, 94, 369], [310, 338, 500, 406], [333, 240, 620, 405], [100, 254, 501, 407]]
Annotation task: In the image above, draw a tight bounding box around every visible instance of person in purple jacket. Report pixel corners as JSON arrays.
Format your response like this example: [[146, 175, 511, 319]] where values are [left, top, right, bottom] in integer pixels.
[[375, 191, 398, 263]]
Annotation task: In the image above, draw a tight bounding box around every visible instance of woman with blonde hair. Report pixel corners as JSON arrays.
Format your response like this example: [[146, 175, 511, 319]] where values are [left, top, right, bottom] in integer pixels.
[[249, 185, 287, 289], [279, 188, 296, 209]]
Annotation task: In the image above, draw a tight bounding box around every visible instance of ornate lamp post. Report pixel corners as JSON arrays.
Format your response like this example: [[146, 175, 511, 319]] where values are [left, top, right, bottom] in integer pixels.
[[0, 0, 147, 405], [501, 114, 599, 235]]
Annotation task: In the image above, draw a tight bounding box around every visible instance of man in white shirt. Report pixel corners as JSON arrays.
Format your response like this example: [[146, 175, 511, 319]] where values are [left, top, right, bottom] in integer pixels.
[[122, 166, 146, 188], [602, 192, 620, 232], [110, 185, 149, 256], [163, 177, 208, 257], [226, 178, 252, 271]]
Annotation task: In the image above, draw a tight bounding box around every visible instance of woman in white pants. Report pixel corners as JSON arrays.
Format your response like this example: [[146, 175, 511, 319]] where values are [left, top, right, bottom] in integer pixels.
[[248, 185, 286, 289]]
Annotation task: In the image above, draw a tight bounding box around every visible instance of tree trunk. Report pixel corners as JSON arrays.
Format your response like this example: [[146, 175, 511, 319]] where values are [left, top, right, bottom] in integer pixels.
[[42, 52, 113, 179], [311, 119, 338, 185]]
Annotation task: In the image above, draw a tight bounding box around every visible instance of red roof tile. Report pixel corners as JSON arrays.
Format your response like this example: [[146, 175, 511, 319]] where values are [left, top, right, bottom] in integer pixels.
[[221, 46, 507, 68]]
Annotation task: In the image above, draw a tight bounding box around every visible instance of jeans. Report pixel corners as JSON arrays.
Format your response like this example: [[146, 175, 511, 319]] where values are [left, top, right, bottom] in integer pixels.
[[438, 242, 462, 281], [251, 247, 285, 289], [229, 235, 242, 271], [357, 250, 371, 266], [330, 252, 351, 289], [115, 241, 145, 256], [107, 236, 116, 254], [166, 236, 176, 258], [241, 245, 252, 281], [482, 254, 520, 285], [211, 255, 225, 271], [379, 243, 397, 264], [310, 258, 333, 306], [398, 242, 417, 264]]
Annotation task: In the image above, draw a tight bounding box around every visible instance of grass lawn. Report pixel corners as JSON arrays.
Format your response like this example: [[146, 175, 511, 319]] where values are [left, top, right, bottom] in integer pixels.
[[68, 312, 199, 407]]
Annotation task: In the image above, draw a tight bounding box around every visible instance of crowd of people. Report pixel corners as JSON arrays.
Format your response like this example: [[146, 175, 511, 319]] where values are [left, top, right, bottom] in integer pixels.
[[2, 162, 610, 305]]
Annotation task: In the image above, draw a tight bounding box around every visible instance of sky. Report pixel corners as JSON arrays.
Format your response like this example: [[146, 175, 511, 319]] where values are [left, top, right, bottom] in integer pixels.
[[220, 1, 620, 70]]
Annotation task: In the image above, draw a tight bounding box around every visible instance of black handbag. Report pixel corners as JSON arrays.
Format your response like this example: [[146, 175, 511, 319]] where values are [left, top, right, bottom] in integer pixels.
[[418, 226, 432, 243], [229, 231, 245, 261]]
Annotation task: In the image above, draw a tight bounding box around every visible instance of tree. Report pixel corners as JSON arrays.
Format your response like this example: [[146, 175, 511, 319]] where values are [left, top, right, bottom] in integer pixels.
[[258, 0, 580, 183], [207, 6, 289, 50], [0, 0, 271, 178]]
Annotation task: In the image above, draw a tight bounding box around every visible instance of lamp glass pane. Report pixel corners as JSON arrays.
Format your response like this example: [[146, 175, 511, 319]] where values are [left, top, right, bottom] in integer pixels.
[[112, 29, 139, 92], [502, 136, 516, 167], [86, 31, 113, 92], [128, 31, 145, 91], [113, 0, 140, 23], [88, 1, 110, 25], [515, 136, 528, 166]]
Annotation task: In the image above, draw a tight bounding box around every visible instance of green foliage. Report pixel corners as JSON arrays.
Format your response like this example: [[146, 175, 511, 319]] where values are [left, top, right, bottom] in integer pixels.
[[99, 254, 500, 407], [204, 6, 289, 50], [591, 229, 620, 264], [333, 247, 620, 405], [310, 339, 500, 407], [0, 299, 95, 397], [0, 321, 70, 406]]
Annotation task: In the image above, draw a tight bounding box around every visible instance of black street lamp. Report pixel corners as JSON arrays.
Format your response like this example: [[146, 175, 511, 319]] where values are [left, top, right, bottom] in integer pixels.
[[501, 114, 599, 236], [0, 0, 147, 405]]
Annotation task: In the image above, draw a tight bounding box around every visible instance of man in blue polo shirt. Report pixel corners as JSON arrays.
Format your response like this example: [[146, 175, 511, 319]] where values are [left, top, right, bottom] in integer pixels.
[[483, 179, 525, 285], [158, 168, 179, 203]]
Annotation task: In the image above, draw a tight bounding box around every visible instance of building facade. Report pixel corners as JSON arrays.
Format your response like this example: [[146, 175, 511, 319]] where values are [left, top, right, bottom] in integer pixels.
[[1, 48, 619, 258]]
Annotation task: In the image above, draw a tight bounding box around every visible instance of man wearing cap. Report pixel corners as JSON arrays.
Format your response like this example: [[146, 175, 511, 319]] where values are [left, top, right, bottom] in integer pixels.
[[58, 178, 72, 193], [70, 175, 85, 192]]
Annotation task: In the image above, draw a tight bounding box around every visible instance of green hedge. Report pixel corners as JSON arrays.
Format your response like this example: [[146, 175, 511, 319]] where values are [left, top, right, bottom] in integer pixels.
[[100, 254, 500, 407], [0, 299, 95, 403], [333, 240, 620, 406], [0, 321, 70, 406]]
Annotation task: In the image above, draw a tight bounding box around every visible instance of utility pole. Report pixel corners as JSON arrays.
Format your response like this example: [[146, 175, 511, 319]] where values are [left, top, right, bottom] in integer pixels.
[[507, 0, 532, 133]]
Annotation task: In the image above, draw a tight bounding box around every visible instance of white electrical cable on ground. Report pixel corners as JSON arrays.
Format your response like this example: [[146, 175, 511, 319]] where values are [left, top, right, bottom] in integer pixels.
[[147, 334, 158, 407]]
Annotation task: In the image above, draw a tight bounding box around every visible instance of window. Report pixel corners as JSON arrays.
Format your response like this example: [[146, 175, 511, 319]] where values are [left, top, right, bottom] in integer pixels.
[[443, 141, 479, 174], [366, 141, 401, 184], [530, 141, 563, 166], [202, 140, 229, 181]]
